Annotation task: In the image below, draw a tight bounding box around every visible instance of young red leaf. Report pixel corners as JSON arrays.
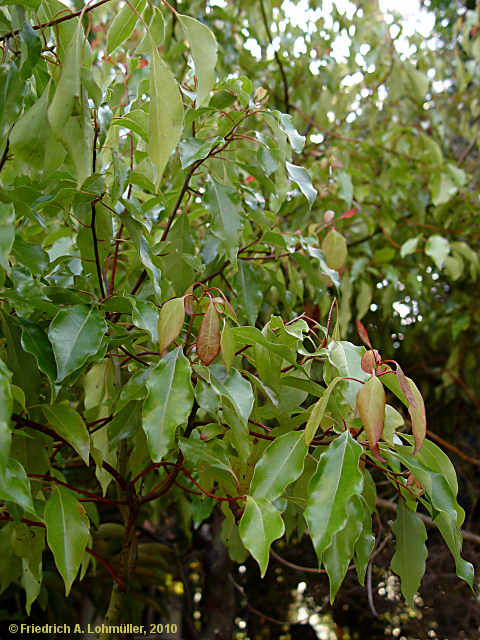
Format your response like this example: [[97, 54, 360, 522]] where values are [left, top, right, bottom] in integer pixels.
[[356, 375, 386, 460], [197, 299, 221, 365], [356, 318, 372, 349], [340, 207, 358, 219], [158, 297, 185, 353], [361, 349, 380, 374], [395, 364, 416, 408], [406, 378, 426, 454]]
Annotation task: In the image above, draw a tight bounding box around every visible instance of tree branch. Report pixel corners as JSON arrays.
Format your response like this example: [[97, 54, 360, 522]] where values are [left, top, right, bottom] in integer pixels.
[[259, 0, 290, 113]]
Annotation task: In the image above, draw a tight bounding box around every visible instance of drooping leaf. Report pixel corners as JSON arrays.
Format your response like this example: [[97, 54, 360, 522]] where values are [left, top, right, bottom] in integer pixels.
[[234, 261, 263, 326], [322, 229, 348, 271], [43, 402, 90, 465], [0, 358, 13, 473], [425, 235, 450, 270], [131, 298, 159, 342], [305, 432, 364, 563], [390, 500, 427, 606], [20, 320, 57, 383], [204, 178, 243, 267], [44, 486, 90, 596], [356, 375, 386, 460], [197, 299, 221, 365], [239, 496, 285, 577], [220, 321, 235, 371], [147, 40, 184, 188], [304, 377, 342, 446], [406, 378, 426, 454], [250, 431, 307, 501], [323, 495, 364, 602], [142, 347, 194, 461], [178, 14, 218, 107], [106, 0, 146, 56], [0, 203, 14, 274], [158, 297, 185, 353], [48, 305, 107, 382], [286, 161, 317, 207], [0, 459, 34, 513]]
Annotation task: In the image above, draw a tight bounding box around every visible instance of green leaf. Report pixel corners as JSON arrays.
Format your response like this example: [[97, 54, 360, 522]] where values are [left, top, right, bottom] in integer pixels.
[[0, 203, 14, 273], [250, 431, 307, 501], [234, 261, 263, 326], [48, 305, 106, 382], [354, 502, 375, 585], [209, 365, 254, 425], [197, 299, 221, 365], [44, 486, 90, 596], [390, 501, 427, 606], [178, 14, 218, 107], [108, 401, 141, 449], [43, 402, 90, 465], [425, 235, 450, 270], [286, 162, 317, 207], [106, 0, 146, 56], [356, 375, 386, 460], [220, 321, 235, 371], [20, 320, 57, 383], [239, 496, 284, 577], [278, 113, 305, 152], [148, 40, 184, 188], [158, 297, 185, 353], [0, 358, 12, 473], [131, 298, 159, 342], [324, 496, 364, 602], [400, 237, 419, 258], [406, 378, 426, 454], [429, 173, 458, 206], [179, 437, 236, 481], [0, 459, 33, 512], [205, 178, 242, 267], [305, 432, 364, 562], [179, 136, 219, 168], [304, 377, 342, 446], [142, 347, 194, 461], [322, 229, 348, 271]]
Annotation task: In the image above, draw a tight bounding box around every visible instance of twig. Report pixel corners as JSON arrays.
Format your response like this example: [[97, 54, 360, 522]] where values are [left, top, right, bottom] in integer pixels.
[[0, 0, 114, 42], [259, 0, 289, 113]]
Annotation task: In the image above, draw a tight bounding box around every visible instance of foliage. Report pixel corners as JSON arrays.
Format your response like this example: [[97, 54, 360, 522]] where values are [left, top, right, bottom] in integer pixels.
[[0, 0, 478, 635]]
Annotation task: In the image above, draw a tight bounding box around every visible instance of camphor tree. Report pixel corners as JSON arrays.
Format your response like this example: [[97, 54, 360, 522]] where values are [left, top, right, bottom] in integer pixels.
[[0, 0, 477, 636]]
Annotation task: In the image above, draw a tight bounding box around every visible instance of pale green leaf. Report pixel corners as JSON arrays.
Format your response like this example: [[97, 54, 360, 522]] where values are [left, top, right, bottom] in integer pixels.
[[304, 377, 342, 446], [305, 432, 364, 561], [0, 459, 33, 512], [0, 358, 12, 473], [158, 297, 185, 353], [425, 235, 450, 270], [286, 161, 317, 207], [204, 178, 242, 267], [251, 431, 307, 501], [239, 496, 284, 577], [0, 203, 14, 274], [148, 41, 184, 188], [43, 402, 90, 465], [400, 237, 419, 258], [391, 501, 427, 606], [44, 486, 90, 595], [106, 0, 146, 56], [142, 347, 194, 461], [178, 14, 218, 107]]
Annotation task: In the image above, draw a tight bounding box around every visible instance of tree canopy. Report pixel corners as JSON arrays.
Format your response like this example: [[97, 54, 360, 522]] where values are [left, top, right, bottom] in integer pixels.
[[0, 0, 478, 637]]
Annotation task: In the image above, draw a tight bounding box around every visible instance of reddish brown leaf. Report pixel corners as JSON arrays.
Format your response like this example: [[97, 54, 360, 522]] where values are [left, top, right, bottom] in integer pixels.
[[340, 207, 358, 219], [356, 318, 372, 349], [395, 364, 416, 408], [196, 299, 221, 365], [356, 375, 386, 461], [406, 378, 426, 454], [361, 350, 378, 374]]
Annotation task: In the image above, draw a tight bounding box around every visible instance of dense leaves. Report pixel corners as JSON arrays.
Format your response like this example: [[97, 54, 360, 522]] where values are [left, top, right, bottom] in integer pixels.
[[0, 0, 475, 633]]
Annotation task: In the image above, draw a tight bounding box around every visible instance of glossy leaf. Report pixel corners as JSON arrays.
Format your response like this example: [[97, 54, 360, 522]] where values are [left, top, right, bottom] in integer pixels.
[[305, 432, 364, 563], [43, 402, 90, 465], [20, 320, 57, 383], [406, 378, 427, 454], [131, 298, 159, 342], [391, 501, 427, 606], [148, 39, 184, 188], [197, 299, 221, 365], [142, 348, 194, 461], [205, 178, 242, 267], [158, 297, 185, 353], [178, 14, 218, 107], [44, 486, 90, 596], [220, 321, 235, 371], [286, 161, 317, 207], [0, 358, 13, 473], [304, 377, 342, 446], [48, 305, 106, 382], [323, 496, 364, 602], [250, 431, 307, 501], [0, 459, 33, 513], [239, 496, 284, 577], [356, 375, 386, 460]]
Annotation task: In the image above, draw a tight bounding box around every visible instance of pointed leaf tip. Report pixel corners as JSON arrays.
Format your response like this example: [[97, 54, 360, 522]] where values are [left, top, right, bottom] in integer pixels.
[[356, 375, 386, 460]]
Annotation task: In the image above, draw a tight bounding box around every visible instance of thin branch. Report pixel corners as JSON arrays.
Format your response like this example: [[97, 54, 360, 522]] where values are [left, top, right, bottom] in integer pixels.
[[0, 0, 114, 42], [86, 546, 126, 590], [91, 116, 106, 299], [259, 0, 289, 113]]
